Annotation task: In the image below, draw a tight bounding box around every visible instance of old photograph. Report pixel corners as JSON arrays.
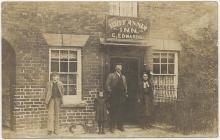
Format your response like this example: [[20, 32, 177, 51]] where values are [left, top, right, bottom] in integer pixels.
[[1, 1, 218, 138]]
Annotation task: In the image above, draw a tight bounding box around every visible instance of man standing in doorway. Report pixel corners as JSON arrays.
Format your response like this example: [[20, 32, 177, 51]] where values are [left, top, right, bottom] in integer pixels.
[[45, 72, 64, 135], [106, 63, 128, 132]]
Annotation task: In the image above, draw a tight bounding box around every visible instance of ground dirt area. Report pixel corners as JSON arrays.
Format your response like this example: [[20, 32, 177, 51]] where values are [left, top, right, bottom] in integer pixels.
[[3, 123, 216, 138]]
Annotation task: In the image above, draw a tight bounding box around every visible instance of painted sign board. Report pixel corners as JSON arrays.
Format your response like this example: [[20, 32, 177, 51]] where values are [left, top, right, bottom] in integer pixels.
[[105, 15, 150, 43]]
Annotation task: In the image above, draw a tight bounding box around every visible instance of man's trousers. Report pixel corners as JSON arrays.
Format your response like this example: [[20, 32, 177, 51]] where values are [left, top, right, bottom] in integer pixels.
[[47, 97, 61, 132]]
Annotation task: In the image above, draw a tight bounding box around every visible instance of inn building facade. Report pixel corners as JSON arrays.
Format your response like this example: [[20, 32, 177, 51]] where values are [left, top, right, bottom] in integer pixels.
[[3, 2, 212, 134]]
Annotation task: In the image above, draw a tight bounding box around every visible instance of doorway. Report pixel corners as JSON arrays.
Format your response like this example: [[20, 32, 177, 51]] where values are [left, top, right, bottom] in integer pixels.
[[110, 57, 140, 124]]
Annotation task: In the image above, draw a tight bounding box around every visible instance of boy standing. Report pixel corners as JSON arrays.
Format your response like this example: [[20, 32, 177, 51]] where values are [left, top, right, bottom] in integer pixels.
[[94, 91, 108, 134], [45, 72, 64, 135]]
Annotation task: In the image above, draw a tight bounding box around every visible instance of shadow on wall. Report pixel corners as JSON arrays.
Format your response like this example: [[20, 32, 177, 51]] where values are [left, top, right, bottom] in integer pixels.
[[2, 38, 16, 130]]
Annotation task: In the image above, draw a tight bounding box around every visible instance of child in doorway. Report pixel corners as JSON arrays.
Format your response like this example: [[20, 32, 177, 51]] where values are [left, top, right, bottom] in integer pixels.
[[94, 91, 109, 134]]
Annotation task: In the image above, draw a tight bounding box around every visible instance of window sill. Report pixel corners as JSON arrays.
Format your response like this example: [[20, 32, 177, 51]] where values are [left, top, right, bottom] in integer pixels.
[[61, 101, 86, 108], [61, 95, 86, 108]]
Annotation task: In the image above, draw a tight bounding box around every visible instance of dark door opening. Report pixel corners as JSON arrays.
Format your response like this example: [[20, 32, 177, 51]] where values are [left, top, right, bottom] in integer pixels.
[[110, 57, 139, 124]]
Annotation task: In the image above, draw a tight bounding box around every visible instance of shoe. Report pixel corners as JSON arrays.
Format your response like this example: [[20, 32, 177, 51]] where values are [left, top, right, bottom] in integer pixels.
[[48, 131, 52, 135], [98, 131, 102, 134], [110, 129, 114, 133], [145, 124, 151, 129], [118, 127, 124, 132], [148, 124, 153, 128], [147, 125, 152, 129], [110, 126, 114, 133]]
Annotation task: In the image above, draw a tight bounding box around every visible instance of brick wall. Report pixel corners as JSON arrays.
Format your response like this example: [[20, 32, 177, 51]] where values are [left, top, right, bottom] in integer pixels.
[[2, 1, 217, 133], [2, 2, 107, 133], [59, 35, 104, 129], [144, 47, 153, 71]]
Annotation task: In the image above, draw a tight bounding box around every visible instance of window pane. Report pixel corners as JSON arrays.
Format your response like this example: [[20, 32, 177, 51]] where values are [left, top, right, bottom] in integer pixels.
[[110, 2, 137, 17], [63, 85, 67, 95], [51, 58, 59, 61], [161, 53, 167, 58], [51, 50, 59, 58], [60, 62, 68, 72], [153, 58, 160, 63], [168, 54, 175, 63], [110, 2, 120, 16], [153, 53, 160, 63], [69, 51, 77, 61], [69, 62, 77, 72], [132, 2, 137, 17], [153, 53, 160, 58], [168, 64, 174, 74], [161, 58, 167, 63], [161, 64, 167, 74], [50, 49, 81, 97], [60, 50, 68, 61], [69, 74, 77, 84], [120, 2, 126, 16], [69, 85, 76, 95], [118, 2, 137, 17], [51, 62, 59, 72], [153, 64, 160, 74], [60, 74, 68, 84]]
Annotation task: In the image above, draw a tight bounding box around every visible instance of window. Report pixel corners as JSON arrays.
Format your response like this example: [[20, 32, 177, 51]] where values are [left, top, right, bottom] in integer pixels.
[[110, 2, 137, 17], [49, 48, 82, 102], [152, 52, 178, 102]]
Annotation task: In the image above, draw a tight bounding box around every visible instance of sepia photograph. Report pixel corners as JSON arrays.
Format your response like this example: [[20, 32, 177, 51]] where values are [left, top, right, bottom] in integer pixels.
[[1, 1, 218, 138]]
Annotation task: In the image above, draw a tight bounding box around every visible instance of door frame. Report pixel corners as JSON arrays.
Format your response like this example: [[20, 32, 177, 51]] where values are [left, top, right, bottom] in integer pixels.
[[103, 45, 145, 91], [109, 56, 141, 77], [109, 56, 141, 122]]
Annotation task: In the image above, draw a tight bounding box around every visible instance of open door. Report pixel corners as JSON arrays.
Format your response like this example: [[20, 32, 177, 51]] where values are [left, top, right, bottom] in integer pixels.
[[110, 57, 139, 124]]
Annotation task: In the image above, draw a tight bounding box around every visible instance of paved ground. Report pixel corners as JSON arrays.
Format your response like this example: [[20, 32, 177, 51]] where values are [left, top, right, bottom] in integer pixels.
[[3, 123, 216, 138]]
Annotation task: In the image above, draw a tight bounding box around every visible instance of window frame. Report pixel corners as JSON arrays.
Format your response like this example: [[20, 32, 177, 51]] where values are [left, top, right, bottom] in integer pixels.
[[153, 51, 178, 76], [109, 2, 138, 17], [49, 47, 82, 102], [152, 51, 178, 101]]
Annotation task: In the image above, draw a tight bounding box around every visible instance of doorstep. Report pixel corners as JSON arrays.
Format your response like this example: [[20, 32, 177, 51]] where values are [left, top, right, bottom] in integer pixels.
[[124, 124, 141, 128]]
